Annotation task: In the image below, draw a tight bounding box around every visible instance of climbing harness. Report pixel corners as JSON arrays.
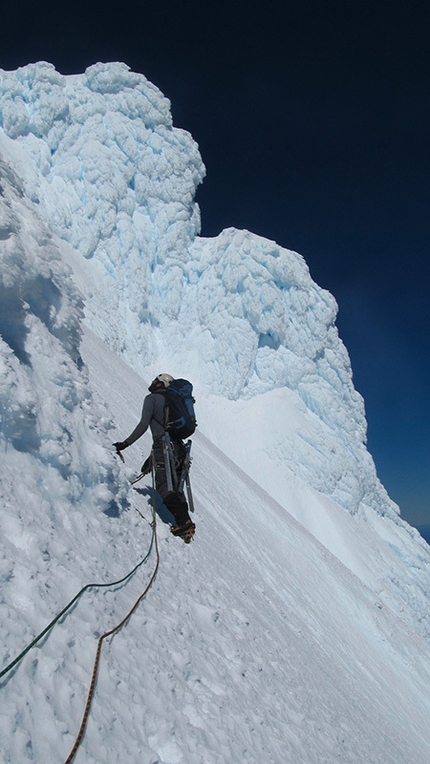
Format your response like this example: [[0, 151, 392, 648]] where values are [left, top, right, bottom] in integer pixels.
[[130, 435, 194, 513], [161, 433, 195, 512]]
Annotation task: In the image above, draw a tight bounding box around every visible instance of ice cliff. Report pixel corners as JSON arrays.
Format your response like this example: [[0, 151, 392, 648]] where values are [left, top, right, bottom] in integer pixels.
[[0, 61, 395, 520]]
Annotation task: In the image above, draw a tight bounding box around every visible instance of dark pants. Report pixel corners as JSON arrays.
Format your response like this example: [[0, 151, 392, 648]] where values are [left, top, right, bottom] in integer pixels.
[[152, 436, 191, 526]]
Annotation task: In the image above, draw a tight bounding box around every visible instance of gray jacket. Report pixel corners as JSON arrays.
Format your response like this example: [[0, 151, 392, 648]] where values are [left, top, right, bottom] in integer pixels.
[[124, 393, 166, 446]]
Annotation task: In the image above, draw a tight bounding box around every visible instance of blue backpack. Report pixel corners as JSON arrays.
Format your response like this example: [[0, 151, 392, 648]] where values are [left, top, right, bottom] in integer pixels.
[[162, 379, 197, 439]]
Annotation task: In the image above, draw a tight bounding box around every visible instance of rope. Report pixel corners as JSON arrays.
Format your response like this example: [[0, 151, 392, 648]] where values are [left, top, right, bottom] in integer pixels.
[[64, 503, 160, 764], [1, 455, 161, 762], [0, 510, 155, 681]]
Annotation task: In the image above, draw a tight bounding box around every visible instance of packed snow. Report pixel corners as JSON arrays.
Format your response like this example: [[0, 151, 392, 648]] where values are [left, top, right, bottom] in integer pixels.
[[0, 61, 429, 763]]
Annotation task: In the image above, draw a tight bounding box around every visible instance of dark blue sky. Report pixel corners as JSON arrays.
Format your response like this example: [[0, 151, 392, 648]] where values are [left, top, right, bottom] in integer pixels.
[[2, 0, 429, 531]]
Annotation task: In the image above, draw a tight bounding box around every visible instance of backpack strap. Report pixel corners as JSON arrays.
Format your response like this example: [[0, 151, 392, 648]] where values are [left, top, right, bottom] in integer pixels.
[[151, 392, 168, 431]]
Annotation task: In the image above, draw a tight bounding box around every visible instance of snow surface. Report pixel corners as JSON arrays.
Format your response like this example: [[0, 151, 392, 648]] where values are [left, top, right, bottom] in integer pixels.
[[0, 61, 430, 763]]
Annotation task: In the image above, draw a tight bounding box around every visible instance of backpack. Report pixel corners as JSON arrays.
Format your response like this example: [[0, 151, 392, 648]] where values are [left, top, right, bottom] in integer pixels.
[[161, 378, 197, 439]]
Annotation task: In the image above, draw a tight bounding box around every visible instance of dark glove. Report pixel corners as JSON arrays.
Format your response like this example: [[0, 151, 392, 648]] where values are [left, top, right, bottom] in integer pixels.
[[113, 441, 128, 451]]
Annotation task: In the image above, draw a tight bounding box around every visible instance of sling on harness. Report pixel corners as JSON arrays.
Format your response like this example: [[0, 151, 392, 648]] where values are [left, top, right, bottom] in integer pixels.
[[160, 432, 195, 513], [131, 434, 195, 515]]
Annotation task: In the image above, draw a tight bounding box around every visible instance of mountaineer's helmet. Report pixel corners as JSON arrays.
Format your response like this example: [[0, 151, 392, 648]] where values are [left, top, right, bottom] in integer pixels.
[[155, 373, 174, 388]]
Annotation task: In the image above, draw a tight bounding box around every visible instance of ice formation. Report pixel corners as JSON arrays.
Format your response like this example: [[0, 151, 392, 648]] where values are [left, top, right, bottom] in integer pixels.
[[0, 61, 429, 764], [0, 61, 394, 518]]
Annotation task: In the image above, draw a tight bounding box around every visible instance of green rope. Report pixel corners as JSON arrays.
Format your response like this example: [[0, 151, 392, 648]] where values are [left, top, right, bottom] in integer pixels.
[[0, 517, 156, 681]]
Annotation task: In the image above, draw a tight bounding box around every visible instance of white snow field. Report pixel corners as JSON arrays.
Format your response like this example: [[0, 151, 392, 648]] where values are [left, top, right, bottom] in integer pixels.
[[0, 62, 430, 763]]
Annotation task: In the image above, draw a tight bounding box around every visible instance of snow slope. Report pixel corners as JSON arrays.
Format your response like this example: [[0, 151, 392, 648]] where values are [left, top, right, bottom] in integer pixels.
[[1, 61, 430, 762], [1, 327, 430, 763]]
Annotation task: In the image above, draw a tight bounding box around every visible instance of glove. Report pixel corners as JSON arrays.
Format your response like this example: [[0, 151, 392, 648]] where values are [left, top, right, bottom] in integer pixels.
[[113, 441, 128, 451]]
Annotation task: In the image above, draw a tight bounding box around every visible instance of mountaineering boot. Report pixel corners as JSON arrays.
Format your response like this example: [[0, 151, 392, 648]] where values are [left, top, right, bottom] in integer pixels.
[[170, 518, 195, 535], [170, 518, 196, 541]]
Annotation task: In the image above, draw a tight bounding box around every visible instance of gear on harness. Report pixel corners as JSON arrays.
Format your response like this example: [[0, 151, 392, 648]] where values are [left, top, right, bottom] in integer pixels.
[[131, 435, 195, 542]]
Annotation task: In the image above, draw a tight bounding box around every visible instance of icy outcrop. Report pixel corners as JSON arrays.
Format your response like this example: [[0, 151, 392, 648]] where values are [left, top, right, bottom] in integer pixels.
[[0, 150, 126, 517], [0, 61, 205, 358]]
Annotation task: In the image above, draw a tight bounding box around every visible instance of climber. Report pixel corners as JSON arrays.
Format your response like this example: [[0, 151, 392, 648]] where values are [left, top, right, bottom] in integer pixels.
[[113, 374, 195, 537]]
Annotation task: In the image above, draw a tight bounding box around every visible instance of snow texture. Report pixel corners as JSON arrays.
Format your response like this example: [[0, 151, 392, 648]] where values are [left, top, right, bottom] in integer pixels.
[[0, 62, 429, 763], [0, 61, 391, 520]]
